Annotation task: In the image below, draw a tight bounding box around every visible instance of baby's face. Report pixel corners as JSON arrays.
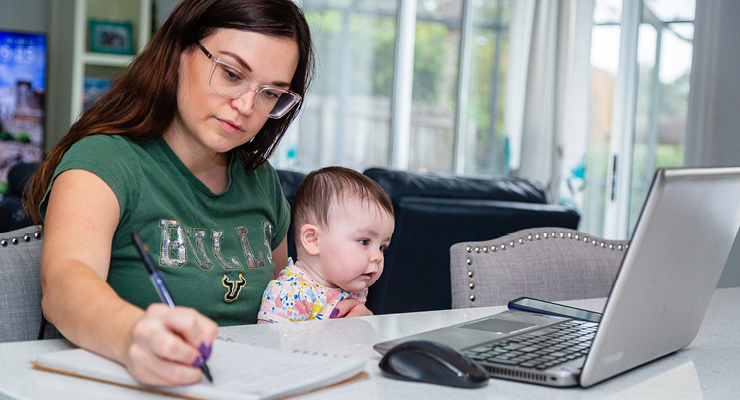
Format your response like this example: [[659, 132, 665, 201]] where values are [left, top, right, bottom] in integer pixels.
[[317, 199, 394, 293]]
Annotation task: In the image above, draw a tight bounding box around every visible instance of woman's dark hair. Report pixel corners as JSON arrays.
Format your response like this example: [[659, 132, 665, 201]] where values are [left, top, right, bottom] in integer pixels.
[[26, 0, 314, 225]]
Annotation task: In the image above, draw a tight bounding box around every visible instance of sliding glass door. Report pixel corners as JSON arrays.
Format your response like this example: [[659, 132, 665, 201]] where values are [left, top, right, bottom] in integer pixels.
[[584, 0, 694, 239]]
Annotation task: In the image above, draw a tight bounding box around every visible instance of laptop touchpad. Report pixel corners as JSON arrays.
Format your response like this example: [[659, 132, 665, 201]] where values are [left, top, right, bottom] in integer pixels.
[[458, 318, 536, 334]]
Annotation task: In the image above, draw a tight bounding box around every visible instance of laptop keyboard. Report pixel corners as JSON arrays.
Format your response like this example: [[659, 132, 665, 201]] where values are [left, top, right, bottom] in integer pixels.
[[463, 320, 598, 370]]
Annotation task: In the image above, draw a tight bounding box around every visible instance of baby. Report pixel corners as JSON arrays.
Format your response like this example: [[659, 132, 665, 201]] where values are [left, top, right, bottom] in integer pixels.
[[258, 166, 394, 323]]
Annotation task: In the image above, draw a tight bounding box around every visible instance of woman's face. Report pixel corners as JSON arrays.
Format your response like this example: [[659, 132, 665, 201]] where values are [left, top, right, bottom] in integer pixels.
[[170, 28, 299, 158]]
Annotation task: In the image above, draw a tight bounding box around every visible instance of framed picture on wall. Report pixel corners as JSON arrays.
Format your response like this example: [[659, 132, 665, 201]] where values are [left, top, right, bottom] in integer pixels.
[[89, 20, 134, 55]]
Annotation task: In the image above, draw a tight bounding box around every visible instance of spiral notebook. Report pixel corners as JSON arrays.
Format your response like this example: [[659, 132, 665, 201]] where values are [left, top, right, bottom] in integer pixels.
[[31, 341, 368, 400]]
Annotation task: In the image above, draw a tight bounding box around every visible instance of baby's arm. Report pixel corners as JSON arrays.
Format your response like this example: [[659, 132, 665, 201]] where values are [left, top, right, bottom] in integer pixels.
[[257, 281, 284, 323], [333, 289, 372, 318]]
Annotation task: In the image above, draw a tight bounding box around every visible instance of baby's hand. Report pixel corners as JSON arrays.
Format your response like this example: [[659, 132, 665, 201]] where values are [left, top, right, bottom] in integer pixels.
[[331, 299, 373, 318]]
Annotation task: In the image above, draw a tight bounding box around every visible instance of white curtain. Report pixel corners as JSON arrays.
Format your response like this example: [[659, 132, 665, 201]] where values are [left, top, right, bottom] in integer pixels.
[[506, 0, 593, 206]]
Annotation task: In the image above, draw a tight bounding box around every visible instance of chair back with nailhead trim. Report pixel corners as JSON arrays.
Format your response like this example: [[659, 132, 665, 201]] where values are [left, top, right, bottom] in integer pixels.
[[0, 225, 57, 342], [450, 227, 629, 308]]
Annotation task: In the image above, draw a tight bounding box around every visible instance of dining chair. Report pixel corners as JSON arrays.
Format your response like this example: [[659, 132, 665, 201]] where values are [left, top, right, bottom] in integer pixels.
[[450, 227, 629, 308], [0, 225, 56, 342]]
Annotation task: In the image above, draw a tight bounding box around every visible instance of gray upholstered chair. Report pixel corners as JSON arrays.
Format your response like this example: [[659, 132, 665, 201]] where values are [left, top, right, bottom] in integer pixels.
[[450, 227, 629, 308], [0, 225, 56, 342]]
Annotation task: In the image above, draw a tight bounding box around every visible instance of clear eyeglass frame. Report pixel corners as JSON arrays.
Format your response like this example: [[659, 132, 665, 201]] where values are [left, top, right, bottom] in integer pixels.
[[196, 42, 301, 119]]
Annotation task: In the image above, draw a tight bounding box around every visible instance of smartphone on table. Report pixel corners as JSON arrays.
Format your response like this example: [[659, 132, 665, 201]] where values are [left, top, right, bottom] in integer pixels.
[[507, 296, 602, 323]]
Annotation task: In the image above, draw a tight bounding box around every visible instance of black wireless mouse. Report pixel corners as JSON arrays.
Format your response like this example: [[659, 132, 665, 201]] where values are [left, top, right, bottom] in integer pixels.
[[378, 340, 489, 389]]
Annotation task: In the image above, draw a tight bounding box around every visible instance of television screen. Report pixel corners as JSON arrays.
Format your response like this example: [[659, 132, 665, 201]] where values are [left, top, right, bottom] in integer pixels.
[[0, 30, 45, 194]]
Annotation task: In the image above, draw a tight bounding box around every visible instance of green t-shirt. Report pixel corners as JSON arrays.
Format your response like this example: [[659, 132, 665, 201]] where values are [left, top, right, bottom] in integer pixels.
[[40, 135, 290, 325]]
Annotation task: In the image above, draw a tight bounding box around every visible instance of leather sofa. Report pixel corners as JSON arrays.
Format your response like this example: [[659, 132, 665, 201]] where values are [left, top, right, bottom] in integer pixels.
[[0, 164, 580, 314], [277, 168, 580, 315], [0, 162, 38, 233], [275, 169, 307, 261]]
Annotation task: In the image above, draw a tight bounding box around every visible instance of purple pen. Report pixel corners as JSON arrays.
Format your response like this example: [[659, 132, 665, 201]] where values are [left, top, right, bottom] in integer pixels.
[[131, 232, 213, 383]]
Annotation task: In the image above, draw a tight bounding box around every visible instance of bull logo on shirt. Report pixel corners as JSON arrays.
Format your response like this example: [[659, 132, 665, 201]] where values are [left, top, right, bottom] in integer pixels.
[[222, 273, 247, 302]]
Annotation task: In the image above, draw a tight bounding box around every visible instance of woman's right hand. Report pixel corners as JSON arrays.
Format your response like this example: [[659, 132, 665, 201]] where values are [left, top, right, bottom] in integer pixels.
[[40, 169, 217, 387], [125, 304, 219, 386]]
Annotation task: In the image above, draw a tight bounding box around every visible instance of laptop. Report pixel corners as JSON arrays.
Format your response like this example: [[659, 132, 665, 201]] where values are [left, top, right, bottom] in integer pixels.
[[374, 167, 740, 387]]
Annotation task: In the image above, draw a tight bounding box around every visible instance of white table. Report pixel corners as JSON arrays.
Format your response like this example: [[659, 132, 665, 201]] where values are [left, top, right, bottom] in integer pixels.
[[1, 287, 738, 400]]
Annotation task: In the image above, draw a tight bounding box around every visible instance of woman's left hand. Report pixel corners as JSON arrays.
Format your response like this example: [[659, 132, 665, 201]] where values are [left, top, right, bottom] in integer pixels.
[[331, 299, 373, 318]]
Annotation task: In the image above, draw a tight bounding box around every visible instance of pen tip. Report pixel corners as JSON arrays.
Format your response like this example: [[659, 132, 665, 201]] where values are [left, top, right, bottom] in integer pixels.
[[202, 362, 213, 383]]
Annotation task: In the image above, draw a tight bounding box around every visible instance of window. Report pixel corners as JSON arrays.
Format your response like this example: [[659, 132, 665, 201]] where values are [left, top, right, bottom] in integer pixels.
[[283, 0, 398, 171], [459, 0, 510, 176], [581, 0, 623, 236], [274, 0, 695, 240], [277, 0, 511, 177], [584, 0, 694, 238], [628, 0, 694, 232], [408, 0, 462, 173]]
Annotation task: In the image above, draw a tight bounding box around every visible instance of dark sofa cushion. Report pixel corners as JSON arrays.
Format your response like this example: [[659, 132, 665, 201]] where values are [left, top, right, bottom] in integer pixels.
[[0, 162, 39, 233], [275, 169, 307, 261], [275, 169, 306, 207], [363, 167, 551, 205], [363, 168, 580, 314]]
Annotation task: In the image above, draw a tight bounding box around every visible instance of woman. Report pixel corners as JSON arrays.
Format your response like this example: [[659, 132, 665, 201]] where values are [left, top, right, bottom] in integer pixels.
[[26, 0, 368, 387]]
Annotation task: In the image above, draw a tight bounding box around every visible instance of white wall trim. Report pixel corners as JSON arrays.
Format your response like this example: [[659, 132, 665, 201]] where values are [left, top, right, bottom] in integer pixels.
[[390, 0, 417, 170]]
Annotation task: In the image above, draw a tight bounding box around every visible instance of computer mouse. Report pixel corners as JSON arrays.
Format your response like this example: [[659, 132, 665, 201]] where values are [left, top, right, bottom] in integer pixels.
[[378, 340, 489, 388]]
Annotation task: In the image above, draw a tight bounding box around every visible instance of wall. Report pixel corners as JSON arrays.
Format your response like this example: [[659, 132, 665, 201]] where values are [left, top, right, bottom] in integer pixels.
[[687, 0, 740, 287], [0, 0, 177, 35], [0, 0, 48, 33], [688, 0, 740, 168], [154, 0, 179, 26]]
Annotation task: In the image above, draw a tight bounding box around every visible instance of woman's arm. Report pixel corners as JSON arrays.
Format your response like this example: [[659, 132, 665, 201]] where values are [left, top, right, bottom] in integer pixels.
[[40, 169, 218, 386]]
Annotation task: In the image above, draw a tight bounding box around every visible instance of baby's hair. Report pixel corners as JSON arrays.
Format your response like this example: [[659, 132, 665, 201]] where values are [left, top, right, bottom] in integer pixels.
[[292, 166, 394, 244]]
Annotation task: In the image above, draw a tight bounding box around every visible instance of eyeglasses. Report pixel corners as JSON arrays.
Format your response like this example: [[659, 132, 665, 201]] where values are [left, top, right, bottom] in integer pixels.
[[196, 42, 301, 119]]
